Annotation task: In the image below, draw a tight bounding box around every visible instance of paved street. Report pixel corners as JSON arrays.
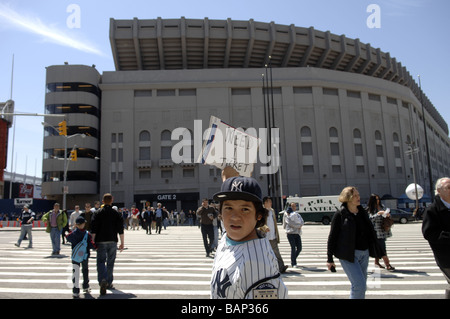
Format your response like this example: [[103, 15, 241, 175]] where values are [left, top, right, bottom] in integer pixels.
[[0, 222, 447, 299]]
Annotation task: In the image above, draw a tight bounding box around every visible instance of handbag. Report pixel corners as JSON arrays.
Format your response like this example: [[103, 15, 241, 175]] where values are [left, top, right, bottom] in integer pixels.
[[382, 216, 394, 232]]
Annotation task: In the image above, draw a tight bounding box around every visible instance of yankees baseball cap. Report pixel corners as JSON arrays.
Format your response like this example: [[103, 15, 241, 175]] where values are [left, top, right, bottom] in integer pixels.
[[75, 216, 86, 224], [213, 176, 262, 203]]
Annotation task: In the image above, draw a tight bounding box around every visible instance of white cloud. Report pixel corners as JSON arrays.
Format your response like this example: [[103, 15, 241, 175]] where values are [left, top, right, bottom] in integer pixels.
[[0, 3, 106, 57]]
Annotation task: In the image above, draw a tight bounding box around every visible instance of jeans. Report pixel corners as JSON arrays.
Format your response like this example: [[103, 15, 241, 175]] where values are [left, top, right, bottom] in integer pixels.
[[96, 242, 117, 285], [17, 225, 33, 247], [340, 249, 369, 299], [287, 233, 302, 266], [50, 227, 61, 254]]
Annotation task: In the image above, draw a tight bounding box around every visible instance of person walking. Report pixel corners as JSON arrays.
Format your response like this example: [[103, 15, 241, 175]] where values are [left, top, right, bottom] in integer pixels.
[[15, 205, 35, 249], [187, 210, 194, 226], [142, 206, 151, 234], [61, 210, 70, 245], [66, 216, 96, 298], [260, 197, 287, 273], [81, 202, 93, 231], [130, 205, 140, 230], [42, 203, 68, 256], [422, 177, 450, 299], [69, 205, 82, 231], [154, 203, 167, 234], [91, 193, 125, 296], [367, 194, 395, 271], [283, 202, 304, 268], [122, 208, 129, 230], [326, 186, 382, 299], [196, 198, 217, 257]]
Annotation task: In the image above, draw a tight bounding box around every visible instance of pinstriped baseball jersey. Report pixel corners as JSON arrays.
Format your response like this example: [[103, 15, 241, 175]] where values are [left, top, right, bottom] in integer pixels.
[[211, 234, 288, 299]]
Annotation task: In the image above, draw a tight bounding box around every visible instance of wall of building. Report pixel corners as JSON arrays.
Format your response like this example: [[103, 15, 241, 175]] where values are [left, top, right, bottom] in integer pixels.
[[99, 66, 449, 208], [42, 65, 101, 207], [40, 17, 450, 211]]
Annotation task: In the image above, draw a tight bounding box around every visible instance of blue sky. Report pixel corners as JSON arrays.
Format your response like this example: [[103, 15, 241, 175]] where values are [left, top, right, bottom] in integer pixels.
[[0, 0, 449, 178]]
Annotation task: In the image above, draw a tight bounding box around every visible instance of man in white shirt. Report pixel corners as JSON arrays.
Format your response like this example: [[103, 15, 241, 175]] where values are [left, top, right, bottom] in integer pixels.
[[69, 205, 82, 230], [262, 196, 288, 273]]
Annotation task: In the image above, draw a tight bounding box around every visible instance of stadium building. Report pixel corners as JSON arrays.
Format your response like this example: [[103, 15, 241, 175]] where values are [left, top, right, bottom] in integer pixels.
[[42, 17, 450, 211]]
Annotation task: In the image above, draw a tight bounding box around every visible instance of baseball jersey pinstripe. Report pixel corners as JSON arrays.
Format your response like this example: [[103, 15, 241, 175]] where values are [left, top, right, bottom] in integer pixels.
[[211, 234, 288, 299]]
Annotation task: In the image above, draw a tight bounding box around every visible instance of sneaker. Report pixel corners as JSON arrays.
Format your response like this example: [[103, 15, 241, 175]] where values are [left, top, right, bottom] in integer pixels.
[[83, 287, 91, 293], [14, 243, 19, 247], [73, 292, 80, 298], [100, 280, 107, 296]]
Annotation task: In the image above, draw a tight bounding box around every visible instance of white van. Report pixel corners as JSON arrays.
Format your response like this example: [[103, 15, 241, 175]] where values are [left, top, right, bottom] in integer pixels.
[[280, 195, 341, 225]]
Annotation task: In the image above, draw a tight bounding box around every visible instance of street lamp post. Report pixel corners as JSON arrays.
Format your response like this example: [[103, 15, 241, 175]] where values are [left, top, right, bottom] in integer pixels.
[[273, 143, 283, 212], [262, 56, 280, 211]]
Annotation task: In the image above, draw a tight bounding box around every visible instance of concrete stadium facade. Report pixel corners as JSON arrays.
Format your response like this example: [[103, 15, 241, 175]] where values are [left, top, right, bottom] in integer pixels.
[[42, 18, 450, 211]]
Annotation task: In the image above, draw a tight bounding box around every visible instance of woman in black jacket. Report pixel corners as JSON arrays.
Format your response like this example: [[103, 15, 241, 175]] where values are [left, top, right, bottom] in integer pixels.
[[326, 186, 382, 299], [422, 177, 450, 298]]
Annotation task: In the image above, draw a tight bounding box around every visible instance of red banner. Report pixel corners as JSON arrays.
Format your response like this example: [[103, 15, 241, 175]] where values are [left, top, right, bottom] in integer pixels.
[[19, 183, 34, 198], [0, 119, 8, 182]]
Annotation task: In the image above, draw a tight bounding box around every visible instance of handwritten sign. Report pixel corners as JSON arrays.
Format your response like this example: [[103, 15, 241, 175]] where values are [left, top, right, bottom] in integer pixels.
[[197, 116, 260, 177]]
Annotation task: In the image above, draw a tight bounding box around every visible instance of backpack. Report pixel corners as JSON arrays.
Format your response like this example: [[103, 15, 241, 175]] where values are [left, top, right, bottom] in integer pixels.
[[72, 231, 89, 263]]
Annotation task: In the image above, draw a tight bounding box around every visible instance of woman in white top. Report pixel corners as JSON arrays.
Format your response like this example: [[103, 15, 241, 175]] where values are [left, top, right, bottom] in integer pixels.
[[283, 202, 304, 268]]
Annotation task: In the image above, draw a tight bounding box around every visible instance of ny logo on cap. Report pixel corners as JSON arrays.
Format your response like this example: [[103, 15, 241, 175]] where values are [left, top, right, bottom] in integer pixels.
[[230, 180, 243, 192]]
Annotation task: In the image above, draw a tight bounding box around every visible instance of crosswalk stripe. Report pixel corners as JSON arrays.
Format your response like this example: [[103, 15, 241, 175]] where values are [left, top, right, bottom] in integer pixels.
[[0, 287, 211, 295], [4, 279, 444, 286], [288, 290, 445, 296]]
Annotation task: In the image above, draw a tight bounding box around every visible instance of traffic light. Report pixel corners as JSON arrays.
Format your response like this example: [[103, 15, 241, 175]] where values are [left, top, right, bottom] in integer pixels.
[[70, 149, 77, 161], [58, 120, 67, 136]]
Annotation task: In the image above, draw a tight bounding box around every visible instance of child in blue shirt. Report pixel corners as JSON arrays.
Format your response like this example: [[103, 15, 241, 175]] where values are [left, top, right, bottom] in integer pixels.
[[66, 216, 96, 298]]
